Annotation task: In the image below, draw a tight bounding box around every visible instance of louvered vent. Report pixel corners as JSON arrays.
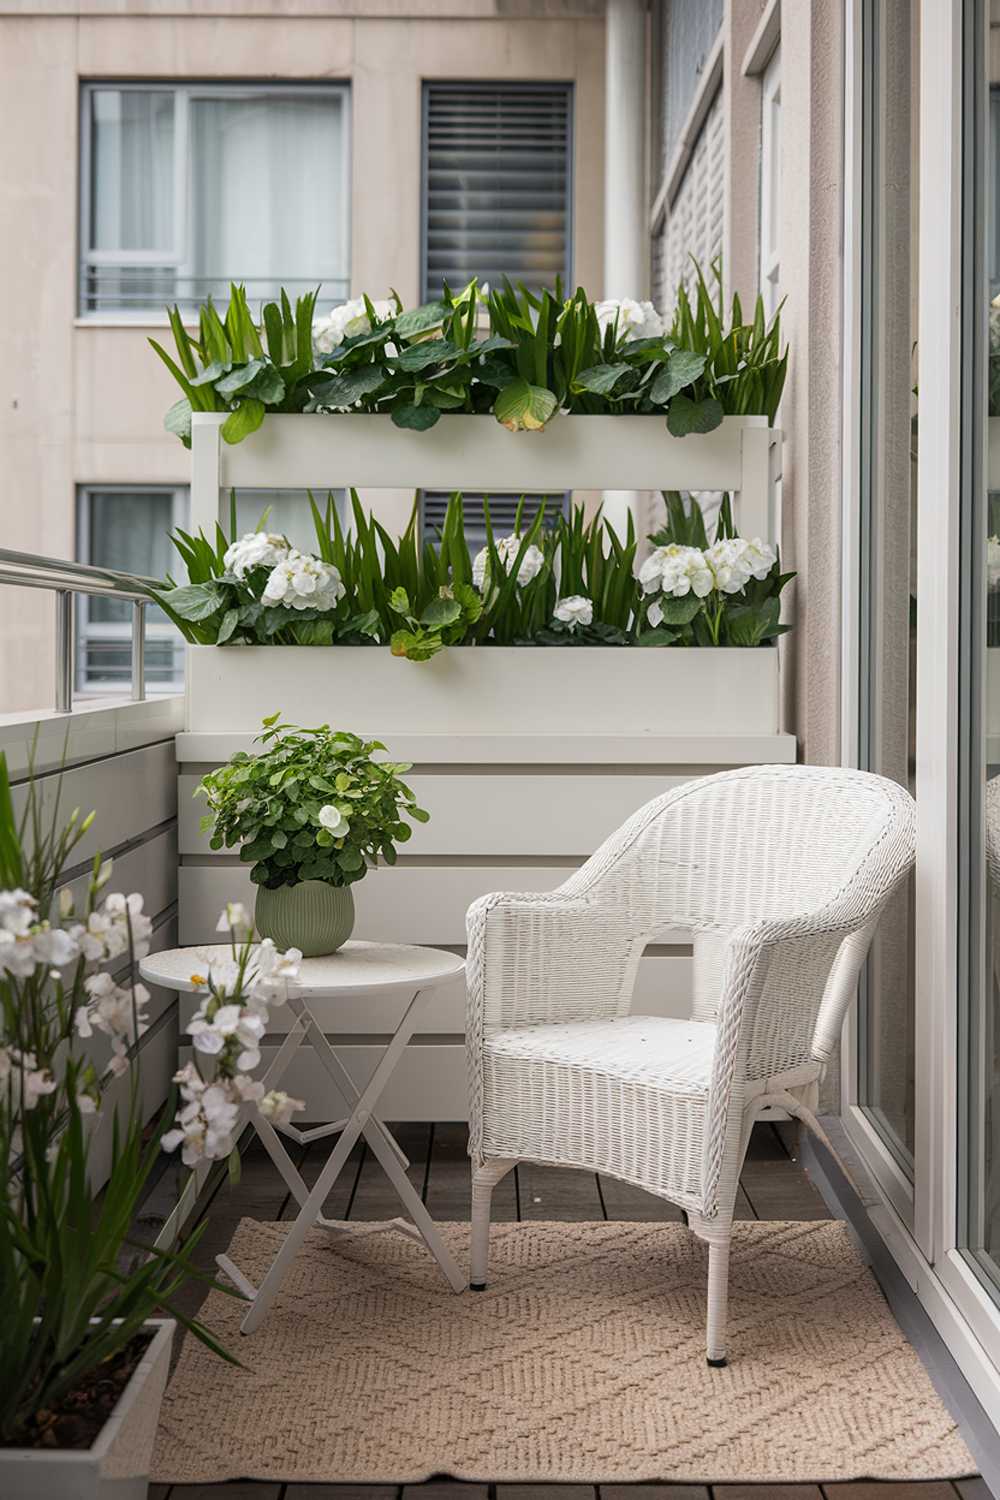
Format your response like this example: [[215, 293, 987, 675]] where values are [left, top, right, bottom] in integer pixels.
[[420, 492, 568, 550], [422, 82, 573, 299]]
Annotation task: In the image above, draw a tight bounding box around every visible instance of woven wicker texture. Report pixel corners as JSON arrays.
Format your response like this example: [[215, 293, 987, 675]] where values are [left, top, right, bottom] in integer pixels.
[[152, 1217, 972, 1485]]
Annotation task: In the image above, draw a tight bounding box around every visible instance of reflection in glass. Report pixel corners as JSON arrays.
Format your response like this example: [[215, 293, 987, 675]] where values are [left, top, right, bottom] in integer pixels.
[[858, 0, 919, 1171]]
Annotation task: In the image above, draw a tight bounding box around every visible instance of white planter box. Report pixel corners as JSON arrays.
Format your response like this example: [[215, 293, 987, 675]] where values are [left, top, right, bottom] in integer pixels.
[[0, 1320, 174, 1500], [190, 411, 781, 541], [185, 643, 781, 738]]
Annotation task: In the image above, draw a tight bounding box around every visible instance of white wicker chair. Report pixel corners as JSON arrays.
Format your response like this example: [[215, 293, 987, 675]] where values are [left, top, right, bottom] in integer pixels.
[[465, 764, 916, 1366]]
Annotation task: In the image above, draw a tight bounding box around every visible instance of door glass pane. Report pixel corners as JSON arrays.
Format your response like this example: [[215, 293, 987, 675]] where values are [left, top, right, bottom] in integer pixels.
[[967, 10, 1000, 1292], [858, 0, 919, 1176]]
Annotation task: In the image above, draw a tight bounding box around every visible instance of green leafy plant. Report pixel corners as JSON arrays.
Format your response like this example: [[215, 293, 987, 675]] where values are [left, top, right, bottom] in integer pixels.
[[0, 751, 235, 1448], [197, 719, 429, 889], [154, 488, 794, 657], [152, 266, 786, 446]]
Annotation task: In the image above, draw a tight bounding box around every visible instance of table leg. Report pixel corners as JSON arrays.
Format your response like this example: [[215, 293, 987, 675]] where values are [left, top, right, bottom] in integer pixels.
[[291, 998, 410, 1171], [359, 1112, 467, 1292], [237, 988, 429, 1335]]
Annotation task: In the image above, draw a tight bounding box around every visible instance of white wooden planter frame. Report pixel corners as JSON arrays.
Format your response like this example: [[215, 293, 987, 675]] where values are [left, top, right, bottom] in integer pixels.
[[180, 410, 794, 1124]]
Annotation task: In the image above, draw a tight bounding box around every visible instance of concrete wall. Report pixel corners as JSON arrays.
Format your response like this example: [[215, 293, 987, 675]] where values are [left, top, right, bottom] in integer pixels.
[[0, 1, 605, 712]]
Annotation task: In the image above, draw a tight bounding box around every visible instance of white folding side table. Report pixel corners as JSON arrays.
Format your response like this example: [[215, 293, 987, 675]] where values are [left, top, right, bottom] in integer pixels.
[[141, 940, 468, 1333]]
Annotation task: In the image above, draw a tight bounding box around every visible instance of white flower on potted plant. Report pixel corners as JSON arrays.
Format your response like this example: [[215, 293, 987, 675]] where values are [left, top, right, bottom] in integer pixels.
[[318, 803, 350, 838], [594, 297, 664, 343], [312, 296, 396, 355], [553, 595, 593, 630], [261, 550, 345, 613], [0, 1046, 56, 1111], [223, 532, 290, 580], [472, 534, 545, 590]]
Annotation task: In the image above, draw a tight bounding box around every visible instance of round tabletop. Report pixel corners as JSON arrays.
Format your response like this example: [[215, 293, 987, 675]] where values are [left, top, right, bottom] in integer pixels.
[[140, 940, 465, 997]]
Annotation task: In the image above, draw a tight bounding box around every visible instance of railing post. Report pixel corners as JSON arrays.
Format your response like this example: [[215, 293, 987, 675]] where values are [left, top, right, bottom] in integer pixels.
[[131, 600, 146, 702], [54, 589, 73, 713]]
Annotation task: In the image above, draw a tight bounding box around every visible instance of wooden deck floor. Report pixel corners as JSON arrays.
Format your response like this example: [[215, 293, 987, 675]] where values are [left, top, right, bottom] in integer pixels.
[[141, 1123, 989, 1500]]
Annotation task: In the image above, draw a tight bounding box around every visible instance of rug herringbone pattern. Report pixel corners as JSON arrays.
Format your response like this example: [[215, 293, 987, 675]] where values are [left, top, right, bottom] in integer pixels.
[[152, 1218, 974, 1484]]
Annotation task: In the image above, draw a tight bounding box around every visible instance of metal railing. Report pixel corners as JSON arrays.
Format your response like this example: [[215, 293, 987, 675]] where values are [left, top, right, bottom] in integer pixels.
[[0, 550, 161, 712]]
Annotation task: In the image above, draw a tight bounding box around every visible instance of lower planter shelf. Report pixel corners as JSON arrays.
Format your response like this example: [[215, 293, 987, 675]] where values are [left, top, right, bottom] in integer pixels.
[[185, 642, 784, 739]]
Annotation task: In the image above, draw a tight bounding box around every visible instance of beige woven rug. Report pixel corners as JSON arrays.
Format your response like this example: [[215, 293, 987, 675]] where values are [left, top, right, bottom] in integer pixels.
[[153, 1217, 974, 1485]]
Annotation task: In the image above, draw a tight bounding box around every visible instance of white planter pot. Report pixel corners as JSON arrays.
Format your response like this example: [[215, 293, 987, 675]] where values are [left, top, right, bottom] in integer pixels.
[[0, 1320, 174, 1500], [185, 643, 782, 739]]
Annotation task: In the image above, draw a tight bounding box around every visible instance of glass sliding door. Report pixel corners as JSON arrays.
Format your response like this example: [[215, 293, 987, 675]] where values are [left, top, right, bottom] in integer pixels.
[[853, 0, 920, 1194]]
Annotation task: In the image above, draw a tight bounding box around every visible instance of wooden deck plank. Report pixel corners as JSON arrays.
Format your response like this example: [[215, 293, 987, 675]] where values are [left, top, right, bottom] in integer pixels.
[[284, 1133, 366, 1221], [347, 1122, 432, 1220], [739, 1158, 831, 1221], [518, 1161, 605, 1220], [167, 1483, 282, 1498], [425, 1121, 517, 1221]]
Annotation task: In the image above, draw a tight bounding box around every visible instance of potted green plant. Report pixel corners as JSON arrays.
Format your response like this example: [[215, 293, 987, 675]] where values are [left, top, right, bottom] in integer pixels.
[[196, 718, 429, 956], [0, 752, 234, 1500]]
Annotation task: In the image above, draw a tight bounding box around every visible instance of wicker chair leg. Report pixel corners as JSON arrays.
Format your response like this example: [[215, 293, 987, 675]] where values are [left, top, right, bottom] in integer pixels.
[[469, 1158, 516, 1290], [705, 1234, 731, 1367]]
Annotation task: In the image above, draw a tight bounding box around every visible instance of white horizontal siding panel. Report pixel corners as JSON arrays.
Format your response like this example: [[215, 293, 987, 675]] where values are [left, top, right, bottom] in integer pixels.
[[179, 863, 692, 949], [178, 772, 691, 858], [180, 1041, 469, 1122], [176, 730, 797, 768], [11, 742, 176, 869], [63, 827, 178, 928], [175, 953, 694, 1036], [88, 1014, 179, 1190]]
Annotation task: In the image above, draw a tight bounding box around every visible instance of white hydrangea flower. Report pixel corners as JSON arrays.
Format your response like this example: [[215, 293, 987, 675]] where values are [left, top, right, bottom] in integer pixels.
[[261, 550, 345, 613], [638, 544, 715, 600], [472, 534, 545, 591], [594, 297, 664, 344], [223, 532, 290, 581], [312, 297, 396, 355], [704, 536, 777, 591], [553, 595, 594, 629], [318, 804, 350, 838]]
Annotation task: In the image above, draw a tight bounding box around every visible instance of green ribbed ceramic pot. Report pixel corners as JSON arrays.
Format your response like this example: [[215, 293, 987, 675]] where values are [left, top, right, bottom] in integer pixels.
[[254, 881, 355, 957]]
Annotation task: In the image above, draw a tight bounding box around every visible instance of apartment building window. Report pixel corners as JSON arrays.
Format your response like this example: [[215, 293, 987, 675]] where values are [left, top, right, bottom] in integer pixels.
[[76, 486, 187, 694], [420, 492, 568, 550], [421, 82, 572, 300], [80, 82, 350, 315], [759, 48, 782, 318]]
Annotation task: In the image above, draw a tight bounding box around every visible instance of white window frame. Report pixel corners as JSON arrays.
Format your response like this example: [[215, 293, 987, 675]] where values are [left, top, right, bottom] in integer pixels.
[[78, 81, 351, 321], [840, 0, 1000, 1434], [75, 485, 188, 698], [759, 47, 781, 319]]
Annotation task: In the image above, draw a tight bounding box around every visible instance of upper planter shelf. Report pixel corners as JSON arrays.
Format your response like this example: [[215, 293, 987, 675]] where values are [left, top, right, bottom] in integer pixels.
[[190, 412, 782, 542]]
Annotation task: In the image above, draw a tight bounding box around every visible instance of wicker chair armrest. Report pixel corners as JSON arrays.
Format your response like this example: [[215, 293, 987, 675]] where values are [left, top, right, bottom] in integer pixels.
[[465, 889, 643, 1037]]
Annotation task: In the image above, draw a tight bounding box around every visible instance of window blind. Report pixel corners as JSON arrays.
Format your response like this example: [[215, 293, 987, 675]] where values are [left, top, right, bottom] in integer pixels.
[[421, 82, 573, 300], [420, 492, 568, 550]]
